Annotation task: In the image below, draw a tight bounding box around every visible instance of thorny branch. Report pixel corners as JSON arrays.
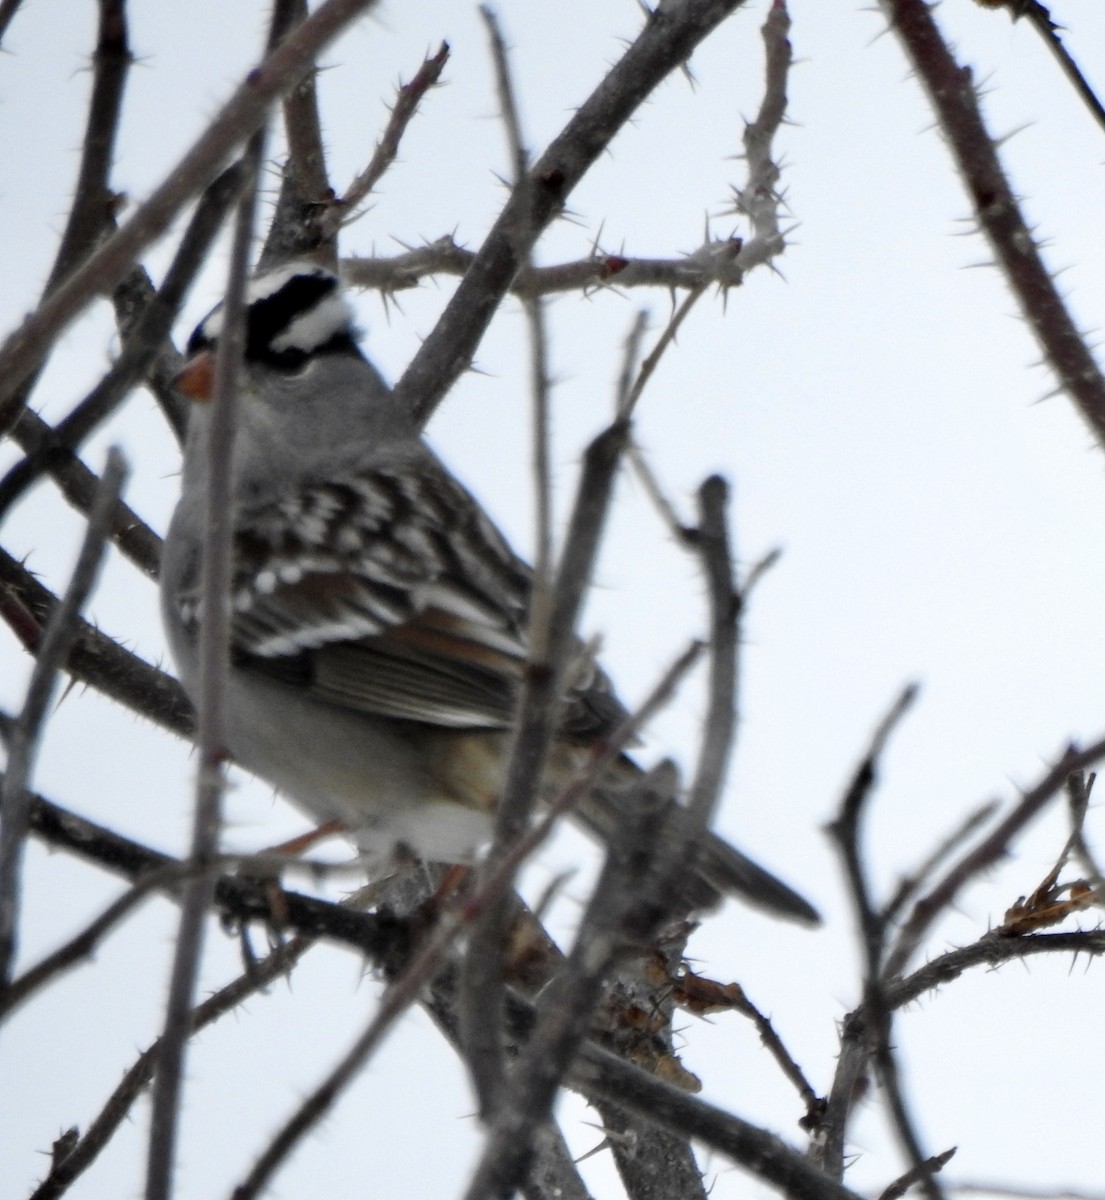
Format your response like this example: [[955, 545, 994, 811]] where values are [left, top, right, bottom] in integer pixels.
[[880, 0, 1105, 446]]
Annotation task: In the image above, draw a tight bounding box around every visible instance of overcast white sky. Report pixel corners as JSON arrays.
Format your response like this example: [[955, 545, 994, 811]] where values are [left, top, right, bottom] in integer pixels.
[[2, 2, 1105, 1198]]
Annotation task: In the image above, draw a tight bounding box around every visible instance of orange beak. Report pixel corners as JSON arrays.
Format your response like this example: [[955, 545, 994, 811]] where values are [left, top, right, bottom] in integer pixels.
[[172, 348, 216, 401]]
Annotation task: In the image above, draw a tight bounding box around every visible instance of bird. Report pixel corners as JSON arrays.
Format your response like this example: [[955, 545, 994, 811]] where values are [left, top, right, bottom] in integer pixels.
[[159, 259, 818, 924]]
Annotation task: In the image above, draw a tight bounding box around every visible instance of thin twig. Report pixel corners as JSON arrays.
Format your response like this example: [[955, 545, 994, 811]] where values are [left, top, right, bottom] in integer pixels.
[[881, 800, 1000, 931], [684, 475, 737, 832], [0, 546, 193, 737], [626, 440, 693, 540], [619, 285, 707, 420], [1017, 3, 1105, 138], [42, 0, 132, 297], [231, 639, 703, 1200], [143, 110, 267, 1200], [885, 734, 1105, 979], [343, 239, 748, 297], [0, 0, 132, 535], [614, 310, 650, 415], [571, 1038, 863, 1200], [879, 1150, 958, 1200], [462, 421, 629, 1114], [879, 0, 1105, 446], [321, 42, 451, 237], [30, 935, 315, 1200], [708, 978, 821, 1111], [0, 0, 380, 431], [279, 0, 332, 204], [461, 5, 546, 1117], [1, 864, 186, 1020], [0, 448, 127, 992], [730, 0, 792, 271], [0, 161, 246, 521], [820, 685, 924, 1186], [394, 0, 750, 428], [460, 764, 682, 1200], [1066, 772, 1105, 901]]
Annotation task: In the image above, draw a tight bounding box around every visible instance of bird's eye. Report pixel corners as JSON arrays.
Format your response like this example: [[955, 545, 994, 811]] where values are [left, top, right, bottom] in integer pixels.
[[269, 346, 311, 373]]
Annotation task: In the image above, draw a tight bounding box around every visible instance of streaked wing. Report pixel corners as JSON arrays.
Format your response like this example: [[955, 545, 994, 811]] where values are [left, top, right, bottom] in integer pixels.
[[229, 462, 534, 729]]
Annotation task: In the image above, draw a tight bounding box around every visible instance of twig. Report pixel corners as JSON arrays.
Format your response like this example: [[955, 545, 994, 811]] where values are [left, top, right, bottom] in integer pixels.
[[0, 546, 193, 737], [279, 0, 332, 205], [321, 42, 450, 237], [143, 105, 267, 1200], [6, 775, 400, 961], [43, 0, 132, 297], [684, 475, 737, 833], [0, 0, 380, 431], [1016, 3, 1105, 138], [879, 1150, 958, 1200], [879, 0, 1105, 446], [572, 1038, 863, 1200], [0, 0, 133, 535], [461, 421, 629, 1113], [0, 449, 127, 992], [29, 934, 315, 1200], [626, 440, 693, 540], [256, 0, 339, 268], [881, 800, 1000, 930], [821, 685, 923, 1185], [1, 864, 186, 1021], [461, 6, 546, 1117], [0, 161, 247, 521], [394, 0, 749, 428], [1066, 772, 1105, 901], [343, 239, 748, 297], [618, 284, 707, 420], [614, 310, 650, 415], [701, 978, 820, 1111], [460, 765, 684, 1200], [885, 734, 1105, 979], [730, 0, 792, 271], [0, 0, 25, 45]]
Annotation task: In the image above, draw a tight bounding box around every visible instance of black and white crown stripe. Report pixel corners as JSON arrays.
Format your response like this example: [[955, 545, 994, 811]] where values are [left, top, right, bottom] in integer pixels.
[[188, 262, 360, 368]]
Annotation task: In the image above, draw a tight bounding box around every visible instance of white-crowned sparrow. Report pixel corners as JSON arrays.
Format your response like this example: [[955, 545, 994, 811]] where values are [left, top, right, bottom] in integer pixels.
[[160, 260, 818, 923]]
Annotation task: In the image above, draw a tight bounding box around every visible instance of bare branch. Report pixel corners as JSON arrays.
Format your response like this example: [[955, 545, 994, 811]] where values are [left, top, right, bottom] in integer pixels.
[[0, 0, 25, 46], [343, 238, 746, 299], [1011, 3, 1105, 137], [29, 934, 315, 1200], [684, 475, 738, 833], [322, 43, 451, 237], [0, 0, 381, 430], [880, 0, 1105, 447], [0, 161, 246, 520], [394, 0, 751, 427], [729, 0, 792, 271], [1, 864, 185, 1021], [144, 102, 268, 1200], [0, 448, 127, 991], [462, 420, 629, 1114], [821, 685, 925, 1187], [0, 547, 192, 736], [619, 285, 707, 420], [886, 735, 1105, 978], [461, 6, 548, 1117]]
